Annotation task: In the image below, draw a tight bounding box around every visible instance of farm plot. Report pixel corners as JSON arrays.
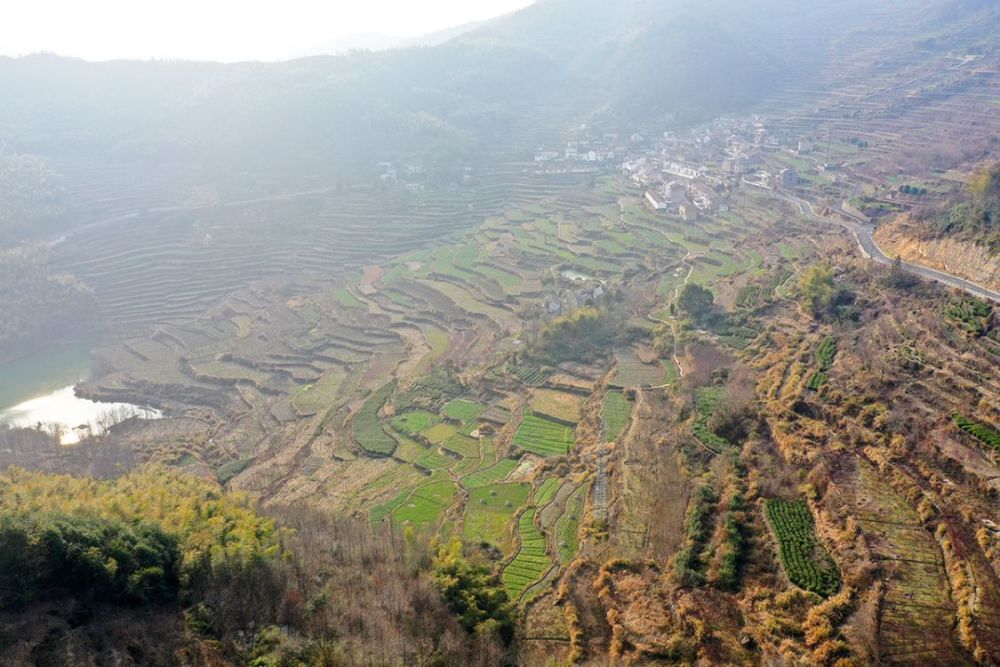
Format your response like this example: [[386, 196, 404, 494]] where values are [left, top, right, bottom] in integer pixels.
[[532, 478, 561, 506], [807, 336, 837, 391], [417, 449, 452, 470], [833, 460, 965, 665], [464, 482, 531, 551], [390, 479, 457, 531], [555, 485, 585, 564], [953, 413, 1000, 452], [393, 435, 432, 464], [602, 390, 633, 442], [290, 371, 344, 415], [502, 509, 554, 599], [391, 410, 441, 436], [509, 364, 553, 387], [351, 382, 397, 456], [763, 499, 840, 597], [442, 433, 480, 458], [422, 423, 459, 445], [418, 279, 515, 328], [443, 399, 487, 424], [332, 287, 364, 310], [512, 414, 576, 456], [692, 386, 731, 453], [412, 325, 449, 376], [462, 458, 519, 489], [612, 348, 667, 387], [480, 404, 512, 425], [529, 388, 584, 424]]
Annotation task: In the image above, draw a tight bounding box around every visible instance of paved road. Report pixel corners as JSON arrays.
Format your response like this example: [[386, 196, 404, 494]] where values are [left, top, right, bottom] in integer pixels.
[[778, 192, 1000, 304]]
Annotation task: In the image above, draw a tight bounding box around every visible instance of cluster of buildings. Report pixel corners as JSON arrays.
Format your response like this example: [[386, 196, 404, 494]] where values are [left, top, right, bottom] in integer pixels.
[[543, 271, 608, 315], [532, 133, 643, 174], [617, 115, 841, 218], [375, 161, 431, 193]]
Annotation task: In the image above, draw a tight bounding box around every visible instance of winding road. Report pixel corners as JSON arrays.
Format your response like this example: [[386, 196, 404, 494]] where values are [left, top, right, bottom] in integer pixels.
[[778, 192, 1000, 304]]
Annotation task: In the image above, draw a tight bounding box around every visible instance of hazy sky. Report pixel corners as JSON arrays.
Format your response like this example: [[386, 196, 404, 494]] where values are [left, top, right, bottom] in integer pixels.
[[1, 0, 535, 62]]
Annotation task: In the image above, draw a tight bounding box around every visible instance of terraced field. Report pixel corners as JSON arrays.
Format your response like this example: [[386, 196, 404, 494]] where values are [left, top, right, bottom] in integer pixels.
[[503, 509, 554, 599], [529, 389, 584, 424], [611, 348, 669, 388], [831, 460, 967, 665], [512, 414, 576, 456], [69, 117, 1000, 665], [391, 410, 440, 436], [692, 386, 731, 453], [462, 458, 519, 489], [764, 498, 840, 597], [351, 383, 397, 456], [389, 479, 458, 531], [555, 485, 585, 564], [464, 482, 531, 551], [443, 399, 487, 424], [602, 390, 633, 443], [56, 171, 585, 334]]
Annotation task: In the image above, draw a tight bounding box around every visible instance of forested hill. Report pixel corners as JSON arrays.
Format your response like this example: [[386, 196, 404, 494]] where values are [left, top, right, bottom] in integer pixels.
[[932, 163, 1000, 253], [0, 467, 513, 666]]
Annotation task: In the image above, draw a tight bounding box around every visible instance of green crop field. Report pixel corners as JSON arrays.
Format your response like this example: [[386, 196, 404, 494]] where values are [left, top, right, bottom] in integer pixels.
[[443, 399, 487, 424], [953, 413, 1000, 451], [806, 371, 828, 391], [692, 386, 731, 453], [613, 349, 667, 387], [332, 287, 365, 310], [532, 478, 561, 506], [422, 422, 459, 444], [555, 485, 585, 563], [512, 413, 576, 456], [391, 410, 441, 436], [502, 509, 553, 599], [417, 449, 452, 470], [370, 487, 410, 524], [602, 390, 633, 442], [806, 337, 836, 393], [442, 433, 480, 458], [510, 365, 552, 386], [462, 458, 519, 489], [352, 382, 398, 456], [391, 480, 457, 530], [816, 337, 837, 371], [764, 499, 840, 597], [391, 435, 429, 463], [464, 483, 531, 551], [216, 458, 253, 485]]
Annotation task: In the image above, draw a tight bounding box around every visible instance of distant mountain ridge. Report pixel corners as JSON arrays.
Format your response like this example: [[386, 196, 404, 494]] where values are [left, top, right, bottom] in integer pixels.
[[0, 0, 995, 200]]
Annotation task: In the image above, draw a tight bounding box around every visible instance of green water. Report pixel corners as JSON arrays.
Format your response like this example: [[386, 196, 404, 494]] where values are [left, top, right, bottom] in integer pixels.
[[0, 342, 93, 409]]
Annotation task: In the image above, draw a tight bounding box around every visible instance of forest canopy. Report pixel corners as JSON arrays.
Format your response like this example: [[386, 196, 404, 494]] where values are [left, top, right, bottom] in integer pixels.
[[0, 467, 510, 666]]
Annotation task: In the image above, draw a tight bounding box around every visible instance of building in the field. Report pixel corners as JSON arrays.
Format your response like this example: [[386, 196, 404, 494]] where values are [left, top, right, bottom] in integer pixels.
[[678, 203, 699, 221], [645, 190, 668, 210], [779, 167, 799, 189]]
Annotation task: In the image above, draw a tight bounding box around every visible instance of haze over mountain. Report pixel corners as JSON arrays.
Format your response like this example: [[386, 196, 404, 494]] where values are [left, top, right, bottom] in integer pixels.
[[0, 0, 994, 190]]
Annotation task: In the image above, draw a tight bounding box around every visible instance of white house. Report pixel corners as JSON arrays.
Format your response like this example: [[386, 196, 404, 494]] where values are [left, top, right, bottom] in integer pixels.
[[645, 191, 668, 210]]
